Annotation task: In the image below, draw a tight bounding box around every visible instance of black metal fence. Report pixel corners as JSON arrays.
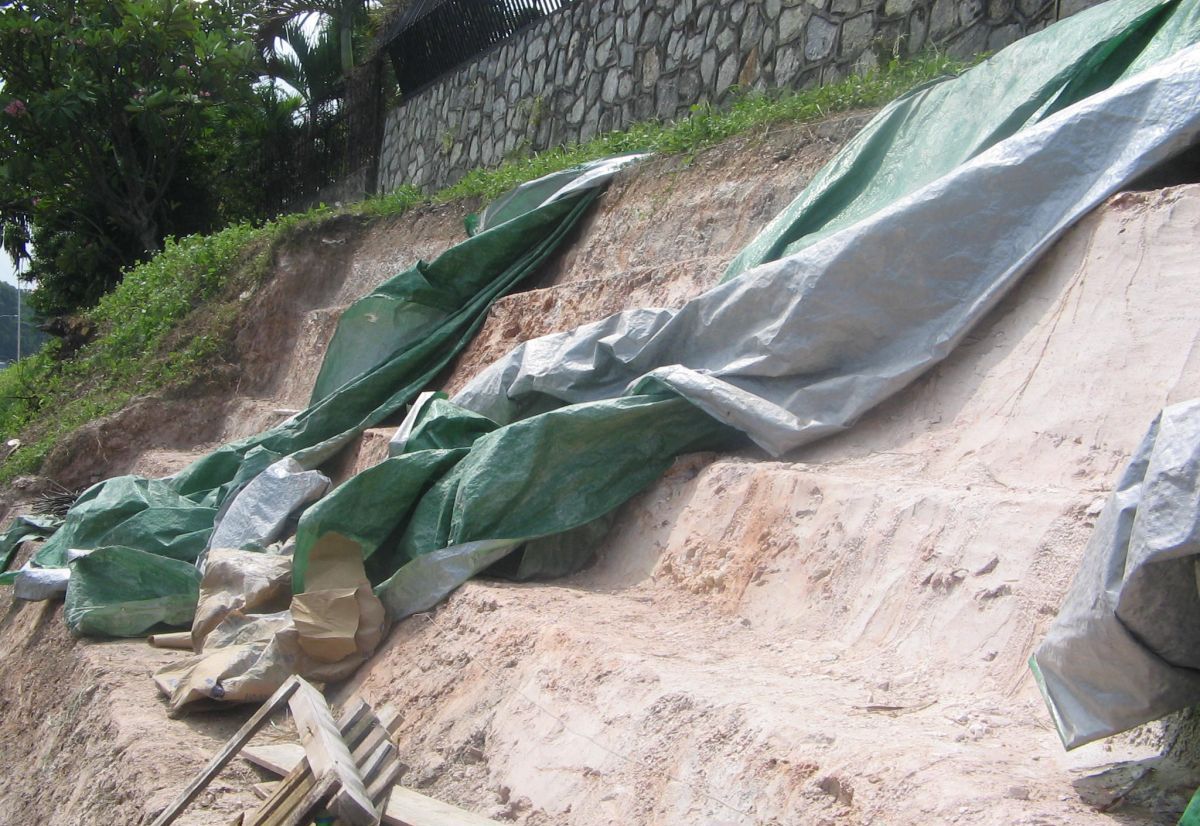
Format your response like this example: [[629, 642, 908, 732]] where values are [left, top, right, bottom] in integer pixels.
[[262, 60, 385, 214], [273, 0, 569, 209], [380, 0, 569, 98]]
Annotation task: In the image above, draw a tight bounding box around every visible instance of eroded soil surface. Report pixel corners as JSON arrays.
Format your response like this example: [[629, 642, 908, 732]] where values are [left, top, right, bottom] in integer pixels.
[[2, 115, 1198, 825]]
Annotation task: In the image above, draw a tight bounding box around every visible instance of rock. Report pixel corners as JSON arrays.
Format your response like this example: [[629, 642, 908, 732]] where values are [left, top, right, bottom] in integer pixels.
[[931, 0, 957, 38], [717, 52, 740, 93], [973, 556, 999, 576], [642, 49, 661, 88], [841, 12, 875, 56], [805, 15, 838, 60], [701, 49, 717, 85], [774, 44, 801, 84], [601, 67, 620, 103], [780, 3, 808, 43]]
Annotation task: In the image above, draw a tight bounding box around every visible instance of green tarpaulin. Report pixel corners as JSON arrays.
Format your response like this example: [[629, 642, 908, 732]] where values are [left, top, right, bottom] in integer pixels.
[[10, 161, 616, 636]]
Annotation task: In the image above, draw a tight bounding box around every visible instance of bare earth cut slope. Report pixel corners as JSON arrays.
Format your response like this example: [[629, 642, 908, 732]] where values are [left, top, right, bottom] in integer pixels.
[[1, 113, 1198, 824]]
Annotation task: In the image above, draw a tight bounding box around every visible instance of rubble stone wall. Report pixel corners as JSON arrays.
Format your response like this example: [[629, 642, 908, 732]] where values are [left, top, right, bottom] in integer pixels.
[[377, 0, 1099, 194]]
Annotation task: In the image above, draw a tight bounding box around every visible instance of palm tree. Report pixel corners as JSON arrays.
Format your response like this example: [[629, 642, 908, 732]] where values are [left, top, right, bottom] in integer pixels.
[[266, 19, 344, 113], [255, 0, 370, 81]]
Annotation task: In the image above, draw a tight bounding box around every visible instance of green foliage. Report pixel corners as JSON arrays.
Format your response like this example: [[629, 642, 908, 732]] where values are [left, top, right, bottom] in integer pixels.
[[0, 0, 270, 315], [0, 203, 334, 484]]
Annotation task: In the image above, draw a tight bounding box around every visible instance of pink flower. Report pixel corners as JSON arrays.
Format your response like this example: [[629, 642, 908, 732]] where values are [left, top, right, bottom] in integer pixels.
[[4, 99, 27, 117]]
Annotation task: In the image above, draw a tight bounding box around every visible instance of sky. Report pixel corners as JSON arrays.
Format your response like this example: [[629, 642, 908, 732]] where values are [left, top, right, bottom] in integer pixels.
[[0, 253, 17, 288]]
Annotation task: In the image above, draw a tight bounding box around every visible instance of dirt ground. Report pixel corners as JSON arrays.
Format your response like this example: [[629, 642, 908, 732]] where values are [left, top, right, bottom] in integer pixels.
[[1, 114, 1198, 825]]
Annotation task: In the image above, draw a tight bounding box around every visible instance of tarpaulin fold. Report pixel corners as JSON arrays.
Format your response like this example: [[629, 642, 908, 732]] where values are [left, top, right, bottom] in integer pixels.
[[455, 38, 1200, 459], [1032, 399, 1200, 749], [2, 158, 631, 638]]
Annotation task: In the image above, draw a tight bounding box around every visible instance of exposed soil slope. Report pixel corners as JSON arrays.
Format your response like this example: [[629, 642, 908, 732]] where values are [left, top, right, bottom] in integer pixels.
[[335, 185, 1200, 825], [0, 113, 868, 825]]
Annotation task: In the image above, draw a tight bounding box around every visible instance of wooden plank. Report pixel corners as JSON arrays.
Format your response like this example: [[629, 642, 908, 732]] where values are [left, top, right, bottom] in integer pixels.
[[384, 787, 501, 826], [247, 699, 370, 826], [287, 678, 378, 826], [365, 758, 405, 811], [252, 783, 278, 800], [150, 677, 301, 826], [243, 715, 499, 826], [249, 754, 500, 826], [278, 774, 338, 826], [358, 741, 397, 788], [243, 744, 306, 777], [251, 767, 315, 826], [261, 781, 318, 826]]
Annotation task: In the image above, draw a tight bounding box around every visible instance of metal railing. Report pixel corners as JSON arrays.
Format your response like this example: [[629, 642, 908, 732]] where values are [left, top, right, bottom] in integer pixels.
[[380, 0, 570, 99]]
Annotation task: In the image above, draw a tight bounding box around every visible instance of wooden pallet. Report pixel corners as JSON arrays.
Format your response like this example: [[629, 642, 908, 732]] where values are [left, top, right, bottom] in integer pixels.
[[243, 687, 403, 826], [151, 676, 401, 826], [243, 745, 503, 826]]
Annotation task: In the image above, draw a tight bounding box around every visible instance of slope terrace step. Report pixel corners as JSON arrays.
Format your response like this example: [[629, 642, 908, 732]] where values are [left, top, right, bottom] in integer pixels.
[[443, 254, 726, 395]]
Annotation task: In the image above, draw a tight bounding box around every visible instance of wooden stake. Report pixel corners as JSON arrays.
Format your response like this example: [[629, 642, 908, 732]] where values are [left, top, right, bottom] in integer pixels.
[[150, 677, 301, 826]]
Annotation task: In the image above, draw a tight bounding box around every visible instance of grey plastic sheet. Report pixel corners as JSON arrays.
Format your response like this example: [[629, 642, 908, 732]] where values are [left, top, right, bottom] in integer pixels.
[[475, 153, 649, 234], [207, 458, 330, 557], [1032, 399, 1200, 749], [454, 45, 1200, 458]]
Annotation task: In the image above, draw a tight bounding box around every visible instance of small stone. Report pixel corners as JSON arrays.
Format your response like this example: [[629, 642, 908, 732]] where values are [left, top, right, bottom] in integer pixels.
[[1006, 785, 1031, 800], [973, 556, 999, 576], [817, 775, 854, 806], [977, 584, 1012, 601]]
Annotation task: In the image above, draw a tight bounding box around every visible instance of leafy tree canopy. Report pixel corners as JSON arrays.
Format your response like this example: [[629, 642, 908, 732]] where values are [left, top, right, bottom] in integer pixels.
[[0, 0, 270, 315]]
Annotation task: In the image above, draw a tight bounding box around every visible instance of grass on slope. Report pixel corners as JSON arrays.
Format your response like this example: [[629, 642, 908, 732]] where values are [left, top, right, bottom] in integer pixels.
[[0, 52, 969, 486]]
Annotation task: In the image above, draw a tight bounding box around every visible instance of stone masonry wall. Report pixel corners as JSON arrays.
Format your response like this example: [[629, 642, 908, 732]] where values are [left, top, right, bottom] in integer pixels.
[[377, 0, 1101, 194]]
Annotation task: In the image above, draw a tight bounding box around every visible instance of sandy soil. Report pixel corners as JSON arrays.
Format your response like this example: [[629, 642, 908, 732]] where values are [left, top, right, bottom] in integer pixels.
[[0, 112, 1197, 825], [335, 184, 1200, 825]]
